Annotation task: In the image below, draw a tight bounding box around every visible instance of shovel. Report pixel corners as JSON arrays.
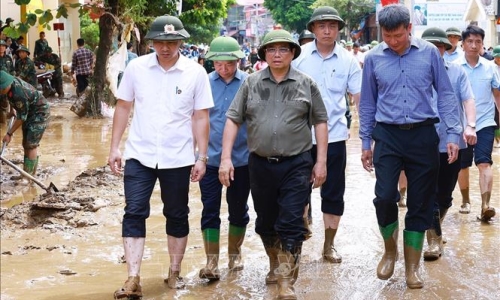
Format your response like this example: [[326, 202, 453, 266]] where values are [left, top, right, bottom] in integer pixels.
[[0, 155, 59, 194], [1, 116, 15, 156]]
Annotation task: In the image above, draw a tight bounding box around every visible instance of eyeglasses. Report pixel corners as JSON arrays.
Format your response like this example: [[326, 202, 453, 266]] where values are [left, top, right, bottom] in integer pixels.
[[265, 47, 291, 55]]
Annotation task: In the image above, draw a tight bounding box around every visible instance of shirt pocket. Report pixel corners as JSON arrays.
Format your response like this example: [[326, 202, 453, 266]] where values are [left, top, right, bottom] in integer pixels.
[[326, 72, 348, 93]]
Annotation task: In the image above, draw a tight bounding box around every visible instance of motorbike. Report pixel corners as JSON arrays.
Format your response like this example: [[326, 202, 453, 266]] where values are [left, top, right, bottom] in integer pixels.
[[35, 62, 56, 98]]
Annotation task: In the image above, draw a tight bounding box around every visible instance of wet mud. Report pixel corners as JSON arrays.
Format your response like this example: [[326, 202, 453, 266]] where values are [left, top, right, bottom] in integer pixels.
[[1, 101, 499, 300]]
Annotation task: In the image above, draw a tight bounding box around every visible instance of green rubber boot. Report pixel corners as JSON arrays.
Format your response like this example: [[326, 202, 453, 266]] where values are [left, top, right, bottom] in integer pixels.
[[199, 228, 220, 280], [404, 230, 425, 289], [377, 221, 399, 280], [228, 224, 246, 271]]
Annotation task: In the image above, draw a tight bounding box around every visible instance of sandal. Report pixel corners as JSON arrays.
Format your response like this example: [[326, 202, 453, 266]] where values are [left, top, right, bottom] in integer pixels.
[[164, 268, 185, 289], [480, 207, 496, 222], [114, 276, 142, 299]]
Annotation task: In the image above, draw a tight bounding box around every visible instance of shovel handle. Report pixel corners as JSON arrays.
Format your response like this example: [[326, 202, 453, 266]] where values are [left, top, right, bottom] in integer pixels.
[[0, 155, 52, 192]]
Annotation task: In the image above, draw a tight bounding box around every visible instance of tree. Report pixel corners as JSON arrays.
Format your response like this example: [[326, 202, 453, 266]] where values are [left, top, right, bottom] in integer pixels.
[[264, 0, 314, 31], [9, 0, 235, 117]]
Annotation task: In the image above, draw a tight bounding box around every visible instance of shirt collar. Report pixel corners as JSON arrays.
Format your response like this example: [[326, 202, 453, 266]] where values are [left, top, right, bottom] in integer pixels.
[[146, 52, 188, 71], [261, 65, 300, 82]]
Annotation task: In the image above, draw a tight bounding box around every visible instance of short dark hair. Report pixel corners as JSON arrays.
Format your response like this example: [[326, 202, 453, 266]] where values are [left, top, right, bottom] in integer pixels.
[[40, 31, 45, 35], [461, 25, 484, 42], [378, 4, 410, 31], [77, 38, 85, 47], [353, 42, 360, 48], [127, 42, 133, 50]]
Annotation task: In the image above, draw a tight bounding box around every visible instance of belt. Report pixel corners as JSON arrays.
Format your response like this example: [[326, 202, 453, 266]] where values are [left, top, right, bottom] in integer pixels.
[[383, 118, 439, 130], [253, 153, 299, 164]]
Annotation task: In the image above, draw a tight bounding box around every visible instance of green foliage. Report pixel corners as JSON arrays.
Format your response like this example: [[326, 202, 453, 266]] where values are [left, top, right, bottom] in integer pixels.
[[264, 0, 314, 31], [80, 14, 100, 51], [312, 0, 374, 31]]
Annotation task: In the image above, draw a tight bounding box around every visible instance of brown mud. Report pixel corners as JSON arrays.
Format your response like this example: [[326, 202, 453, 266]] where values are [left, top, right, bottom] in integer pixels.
[[1, 99, 499, 300]]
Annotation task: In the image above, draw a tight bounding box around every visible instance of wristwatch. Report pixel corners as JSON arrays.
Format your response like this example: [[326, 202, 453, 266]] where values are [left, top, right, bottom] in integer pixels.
[[467, 123, 476, 129], [197, 155, 208, 163]]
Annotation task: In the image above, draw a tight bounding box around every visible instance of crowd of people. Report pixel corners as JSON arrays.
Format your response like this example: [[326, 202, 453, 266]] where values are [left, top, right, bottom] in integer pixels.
[[105, 4, 499, 300], [1, 4, 499, 299]]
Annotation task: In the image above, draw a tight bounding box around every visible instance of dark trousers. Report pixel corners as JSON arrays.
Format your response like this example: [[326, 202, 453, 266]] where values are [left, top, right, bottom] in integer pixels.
[[199, 165, 250, 230], [76, 74, 89, 94], [372, 123, 439, 231], [122, 159, 191, 238], [436, 151, 461, 212], [52, 76, 64, 96], [249, 152, 313, 244], [312, 141, 346, 216]]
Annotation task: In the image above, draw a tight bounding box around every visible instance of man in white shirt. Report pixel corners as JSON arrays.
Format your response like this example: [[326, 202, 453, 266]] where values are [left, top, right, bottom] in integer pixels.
[[352, 42, 365, 68], [109, 15, 213, 298]]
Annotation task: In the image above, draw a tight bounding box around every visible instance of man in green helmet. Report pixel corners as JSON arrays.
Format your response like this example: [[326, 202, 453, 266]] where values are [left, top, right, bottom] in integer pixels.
[[420, 27, 476, 260], [219, 29, 328, 300], [109, 15, 213, 298], [293, 5, 362, 265], [444, 26, 463, 62], [197, 36, 250, 282]]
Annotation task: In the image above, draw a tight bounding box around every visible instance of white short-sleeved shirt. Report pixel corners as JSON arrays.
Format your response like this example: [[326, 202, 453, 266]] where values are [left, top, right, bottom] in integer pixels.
[[117, 53, 214, 169], [293, 41, 362, 143]]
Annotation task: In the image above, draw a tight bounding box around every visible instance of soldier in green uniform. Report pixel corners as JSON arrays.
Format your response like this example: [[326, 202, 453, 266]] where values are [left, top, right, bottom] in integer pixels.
[[0, 70, 50, 177], [34, 31, 49, 61], [39, 47, 64, 98], [15, 46, 37, 88], [0, 39, 15, 123]]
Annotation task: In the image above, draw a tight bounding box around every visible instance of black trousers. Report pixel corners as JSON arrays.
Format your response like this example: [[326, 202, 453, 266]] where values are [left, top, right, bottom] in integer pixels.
[[76, 74, 89, 94], [249, 152, 312, 244], [372, 123, 439, 232]]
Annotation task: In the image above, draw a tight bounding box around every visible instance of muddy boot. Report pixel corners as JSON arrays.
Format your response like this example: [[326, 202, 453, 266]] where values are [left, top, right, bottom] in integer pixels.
[[377, 221, 398, 280], [228, 224, 246, 271], [398, 188, 407, 207], [262, 235, 280, 284], [440, 208, 448, 244], [322, 227, 341, 263], [114, 276, 142, 299], [459, 188, 471, 214], [424, 210, 443, 260], [11, 157, 38, 180], [199, 228, 220, 281], [404, 230, 424, 289], [164, 267, 185, 289], [303, 204, 312, 240], [480, 191, 496, 222], [276, 240, 301, 300]]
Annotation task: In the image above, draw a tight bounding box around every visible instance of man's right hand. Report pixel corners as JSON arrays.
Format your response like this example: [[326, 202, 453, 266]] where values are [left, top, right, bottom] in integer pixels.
[[108, 149, 123, 175], [361, 149, 374, 172], [219, 158, 234, 187]]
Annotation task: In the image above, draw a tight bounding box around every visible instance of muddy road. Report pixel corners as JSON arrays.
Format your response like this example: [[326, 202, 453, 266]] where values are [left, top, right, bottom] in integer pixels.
[[1, 99, 499, 300]]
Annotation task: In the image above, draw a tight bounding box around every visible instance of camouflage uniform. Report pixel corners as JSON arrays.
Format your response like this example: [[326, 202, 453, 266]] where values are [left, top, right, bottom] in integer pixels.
[[15, 57, 37, 88], [0, 53, 15, 75], [0, 54, 14, 122], [34, 39, 48, 60], [6, 77, 50, 150], [39, 52, 64, 97]]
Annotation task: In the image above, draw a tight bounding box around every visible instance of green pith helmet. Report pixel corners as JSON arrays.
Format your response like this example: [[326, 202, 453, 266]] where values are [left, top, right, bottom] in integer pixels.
[[16, 45, 30, 55], [298, 30, 315, 42], [0, 70, 14, 90], [144, 15, 190, 41], [370, 40, 379, 47], [445, 27, 462, 40], [493, 45, 500, 58], [422, 27, 452, 51], [45, 46, 53, 53], [258, 29, 302, 60], [307, 6, 345, 31], [205, 36, 244, 61], [0, 40, 6, 46]]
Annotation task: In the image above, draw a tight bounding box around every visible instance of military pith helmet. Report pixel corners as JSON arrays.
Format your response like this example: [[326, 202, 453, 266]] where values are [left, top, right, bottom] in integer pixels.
[[298, 30, 315, 42], [205, 36, 244, 61], [144, 15, 190, 41], [445, 27, 462, 40], [258, 29, 302, 60], [422, 27, 452, 51], [0, 40, 6, 46], [45, 46, 53, 53], [0, 70, 14, 90], [16, 45, 30, 55], [493, 45, 500, 58], [307, 6, 345, 31], [370, 40, 379, 47]]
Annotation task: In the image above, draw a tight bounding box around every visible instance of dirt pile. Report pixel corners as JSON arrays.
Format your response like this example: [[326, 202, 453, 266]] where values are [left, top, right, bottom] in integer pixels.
[[0, 166, 122, 231]]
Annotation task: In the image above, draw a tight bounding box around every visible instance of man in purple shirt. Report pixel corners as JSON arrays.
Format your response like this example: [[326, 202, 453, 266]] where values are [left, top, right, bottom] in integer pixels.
[[359, 4, 461, 289]]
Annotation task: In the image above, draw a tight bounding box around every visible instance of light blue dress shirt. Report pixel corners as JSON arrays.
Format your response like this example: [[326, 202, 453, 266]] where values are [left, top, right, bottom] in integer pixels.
[[443, 46, 463, 63], [207, 69, 249, 167], [293, 41, 362, 143]]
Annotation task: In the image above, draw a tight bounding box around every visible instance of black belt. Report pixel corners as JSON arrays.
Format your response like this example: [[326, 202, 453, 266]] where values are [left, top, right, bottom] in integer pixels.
[[253, 153, 300, 164], [383, 118, 439, 130]]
